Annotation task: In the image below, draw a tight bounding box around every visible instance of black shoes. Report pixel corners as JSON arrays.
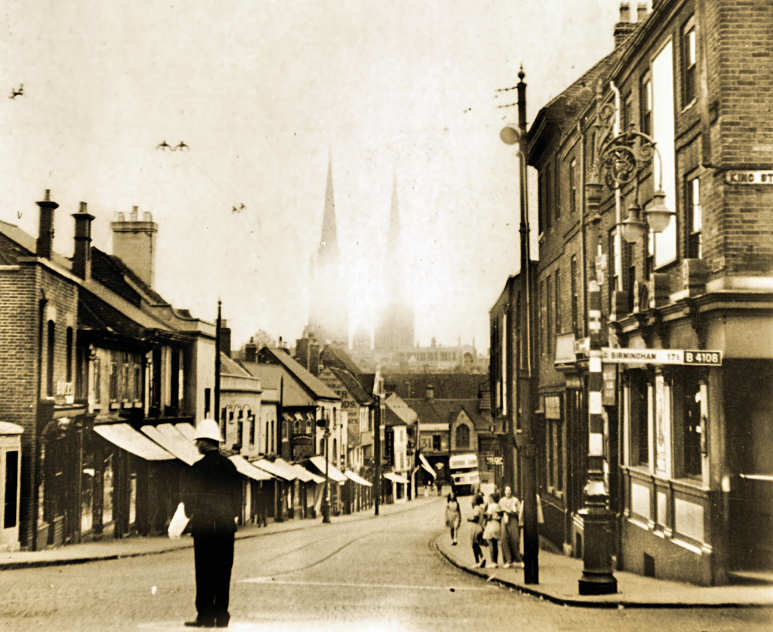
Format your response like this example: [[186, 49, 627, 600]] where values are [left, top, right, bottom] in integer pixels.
[[184, 616, 229, 628]]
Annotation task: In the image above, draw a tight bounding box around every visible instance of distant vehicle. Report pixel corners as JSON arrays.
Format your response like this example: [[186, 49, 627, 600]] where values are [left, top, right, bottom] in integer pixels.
[[448, 453, 480, 495]]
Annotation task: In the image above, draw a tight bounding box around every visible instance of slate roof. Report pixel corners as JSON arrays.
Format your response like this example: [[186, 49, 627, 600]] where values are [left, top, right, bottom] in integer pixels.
[[385, 373, 487, 400], [404, 398, 493, 433], [240, 362, 313, 407], [328, 367, 372, 405], [321, 345, 364, 376], [258, 347, 340, 400], [0, 220, 74, 270], [220, 352, 254, 378], [384, 393, 417, 426]]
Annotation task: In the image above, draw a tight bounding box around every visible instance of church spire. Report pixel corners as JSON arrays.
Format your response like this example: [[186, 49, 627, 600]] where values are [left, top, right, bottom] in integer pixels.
[[387, 171, 400, 255], [319, 151, 338, 257]]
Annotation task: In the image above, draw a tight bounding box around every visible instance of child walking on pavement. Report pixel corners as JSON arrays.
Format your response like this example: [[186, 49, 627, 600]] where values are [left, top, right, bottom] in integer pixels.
[[482, 491, 503, 568], [444, 491, 462, 545], [468, 493, 486, 567]]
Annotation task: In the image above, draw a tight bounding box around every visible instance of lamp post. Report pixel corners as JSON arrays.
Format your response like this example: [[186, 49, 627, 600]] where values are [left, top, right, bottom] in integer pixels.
[[576, 93, 675, 595], [317, 409, 331, 523], [500, 66, 539, 585]]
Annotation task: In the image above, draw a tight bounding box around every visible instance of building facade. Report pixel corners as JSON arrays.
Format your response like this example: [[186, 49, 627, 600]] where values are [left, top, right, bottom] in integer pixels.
[[496, 0, 773, 585]]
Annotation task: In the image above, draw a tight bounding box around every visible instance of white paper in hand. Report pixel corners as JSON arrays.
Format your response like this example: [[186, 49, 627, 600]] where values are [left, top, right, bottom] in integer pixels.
[[168, 502, 189, 538]]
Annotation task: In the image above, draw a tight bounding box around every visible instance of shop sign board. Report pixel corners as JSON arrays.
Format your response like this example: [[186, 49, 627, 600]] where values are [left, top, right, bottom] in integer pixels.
[[544, 395, 561, 419], [601, 348, 722, 366]]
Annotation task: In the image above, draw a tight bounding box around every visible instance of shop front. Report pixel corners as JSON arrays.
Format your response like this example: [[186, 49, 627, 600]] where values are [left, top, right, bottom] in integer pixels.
[[617, 306, 773, 585]]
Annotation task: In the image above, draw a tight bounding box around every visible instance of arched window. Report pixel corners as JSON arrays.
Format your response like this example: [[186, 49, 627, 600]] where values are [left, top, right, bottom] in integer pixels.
[[455, 424, 470, 449]]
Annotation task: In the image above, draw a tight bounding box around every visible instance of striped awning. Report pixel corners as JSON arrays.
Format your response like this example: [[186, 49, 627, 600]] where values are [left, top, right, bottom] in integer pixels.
[[418, 452, 436, 479], [345, 470, 372, 487], [383, 472, 409, 484], [252, 457, 298, 481], [141, 424, 201, 466], [230, 455, 274, 481], [94, 423, 175, 461], [291, 464, 325, 484], [306, 455, 347, 484]]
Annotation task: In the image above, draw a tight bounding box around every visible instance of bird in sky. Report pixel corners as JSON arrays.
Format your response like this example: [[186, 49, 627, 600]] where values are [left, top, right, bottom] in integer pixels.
[[173, 141, 189, 151], [156, 140, 171, 151], [232, 203, 246, 214], [9, 83, 23, 99]]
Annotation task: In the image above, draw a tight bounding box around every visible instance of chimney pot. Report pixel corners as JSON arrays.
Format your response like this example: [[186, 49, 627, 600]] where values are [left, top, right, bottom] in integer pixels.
[[619, 1, 631, 22], [130, 205, 139, 220], [637, 2, 647, 22], [143, 211, 152, 221], [72, 204, 95, 280], [36, 189, 59, 259]]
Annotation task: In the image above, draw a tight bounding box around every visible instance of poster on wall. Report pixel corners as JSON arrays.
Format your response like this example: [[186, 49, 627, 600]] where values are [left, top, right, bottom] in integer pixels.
[[655, 374, 670, 476]]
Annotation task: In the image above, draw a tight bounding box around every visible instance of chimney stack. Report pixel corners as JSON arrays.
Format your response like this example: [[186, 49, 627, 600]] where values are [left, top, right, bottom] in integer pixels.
[[425, 384, 435, 400], [614, 2, 637, 48], [637, 3, 648, 22], [36, 189, 58, 260], [220, 319, 232, 358], [72, 201, 95, 280], [295, 337, 310, 370], [244, 337, 257, 363], [110, 206, 158, 287], [308, 342, 321, 376]]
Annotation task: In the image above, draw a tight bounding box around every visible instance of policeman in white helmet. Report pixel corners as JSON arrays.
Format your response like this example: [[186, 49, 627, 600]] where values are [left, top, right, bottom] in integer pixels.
[[182, 419, 241, 628]]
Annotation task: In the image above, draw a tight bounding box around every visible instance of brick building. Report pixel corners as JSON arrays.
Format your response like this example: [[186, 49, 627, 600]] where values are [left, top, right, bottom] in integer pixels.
[[493, 0, 773, 585]]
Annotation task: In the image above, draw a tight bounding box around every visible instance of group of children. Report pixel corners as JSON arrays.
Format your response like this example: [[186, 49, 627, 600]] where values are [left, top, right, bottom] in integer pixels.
[[444, 486, 523, 569]]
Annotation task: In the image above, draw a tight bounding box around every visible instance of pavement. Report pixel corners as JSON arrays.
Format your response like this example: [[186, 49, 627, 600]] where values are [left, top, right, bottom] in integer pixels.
[[0, 496, 438, 571], [434, 519, 773, 608]]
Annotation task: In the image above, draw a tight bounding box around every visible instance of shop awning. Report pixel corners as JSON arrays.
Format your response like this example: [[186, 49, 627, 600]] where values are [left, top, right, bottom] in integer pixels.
[[252, 458, 298, 481], [306, 455, 347, 484], [94, 423, 175, 461], [345, 470, 373, 487], [141, 424, 201, 466], [230, 455, 274, 481], [418, 452, 437, 479], [291, 463, 325, 484], [383, 472, 409, 484], [174, 422, 196, 442]]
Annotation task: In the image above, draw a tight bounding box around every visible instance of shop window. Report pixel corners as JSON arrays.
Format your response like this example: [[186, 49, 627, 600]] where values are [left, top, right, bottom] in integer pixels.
[[545, 419, 563, 494], [681, 16, 697, 106], [109, 361, 119, 402], [677, 371, 703, 478], [686, 175, 702, 259], [629, 370, 650, 467], [455, 424, 470, 449], [133, 365, 141, 401]]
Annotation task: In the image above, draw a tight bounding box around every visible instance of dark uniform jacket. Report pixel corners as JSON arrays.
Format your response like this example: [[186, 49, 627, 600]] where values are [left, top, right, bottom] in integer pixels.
[[183, 451, 242, 536]]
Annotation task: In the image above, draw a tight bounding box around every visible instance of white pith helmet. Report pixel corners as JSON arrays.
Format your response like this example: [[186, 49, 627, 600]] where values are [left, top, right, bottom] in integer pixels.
[[194, 418, 223, 442]]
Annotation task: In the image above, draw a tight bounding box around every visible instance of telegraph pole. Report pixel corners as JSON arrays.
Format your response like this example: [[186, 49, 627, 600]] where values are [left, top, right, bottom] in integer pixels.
[[500, 66, 538, 584]]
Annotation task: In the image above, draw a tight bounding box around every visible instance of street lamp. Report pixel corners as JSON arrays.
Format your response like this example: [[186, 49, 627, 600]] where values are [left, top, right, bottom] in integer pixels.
[[500, 66, 539, 585], [599, 129, 675, 243], [317, 409, 331, 523]]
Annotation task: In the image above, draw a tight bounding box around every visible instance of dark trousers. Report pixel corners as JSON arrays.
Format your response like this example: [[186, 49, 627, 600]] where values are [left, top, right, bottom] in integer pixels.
[[472, 535, 484, 563], [193, 533, 235, 623]]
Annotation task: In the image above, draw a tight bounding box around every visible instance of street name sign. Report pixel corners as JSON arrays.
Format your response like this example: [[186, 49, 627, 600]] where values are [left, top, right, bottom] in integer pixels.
[[601, 348, 722, 366]]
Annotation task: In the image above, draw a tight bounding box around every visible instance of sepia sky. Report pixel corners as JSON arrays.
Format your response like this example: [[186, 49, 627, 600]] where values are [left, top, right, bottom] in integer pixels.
[[1, 0, 622, 352]]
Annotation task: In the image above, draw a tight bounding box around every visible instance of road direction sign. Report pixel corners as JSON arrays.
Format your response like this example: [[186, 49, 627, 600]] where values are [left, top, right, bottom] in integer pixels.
[[601, 347, 722, 366]]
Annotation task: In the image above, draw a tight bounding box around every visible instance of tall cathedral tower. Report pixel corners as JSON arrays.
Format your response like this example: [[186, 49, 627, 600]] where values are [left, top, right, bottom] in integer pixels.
[[374, 174, 414, 351], [306, 155, 349, 346]]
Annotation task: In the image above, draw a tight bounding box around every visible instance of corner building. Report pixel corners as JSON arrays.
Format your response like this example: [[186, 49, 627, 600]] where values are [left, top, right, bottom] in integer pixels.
[[523, 0, 773, 585]]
